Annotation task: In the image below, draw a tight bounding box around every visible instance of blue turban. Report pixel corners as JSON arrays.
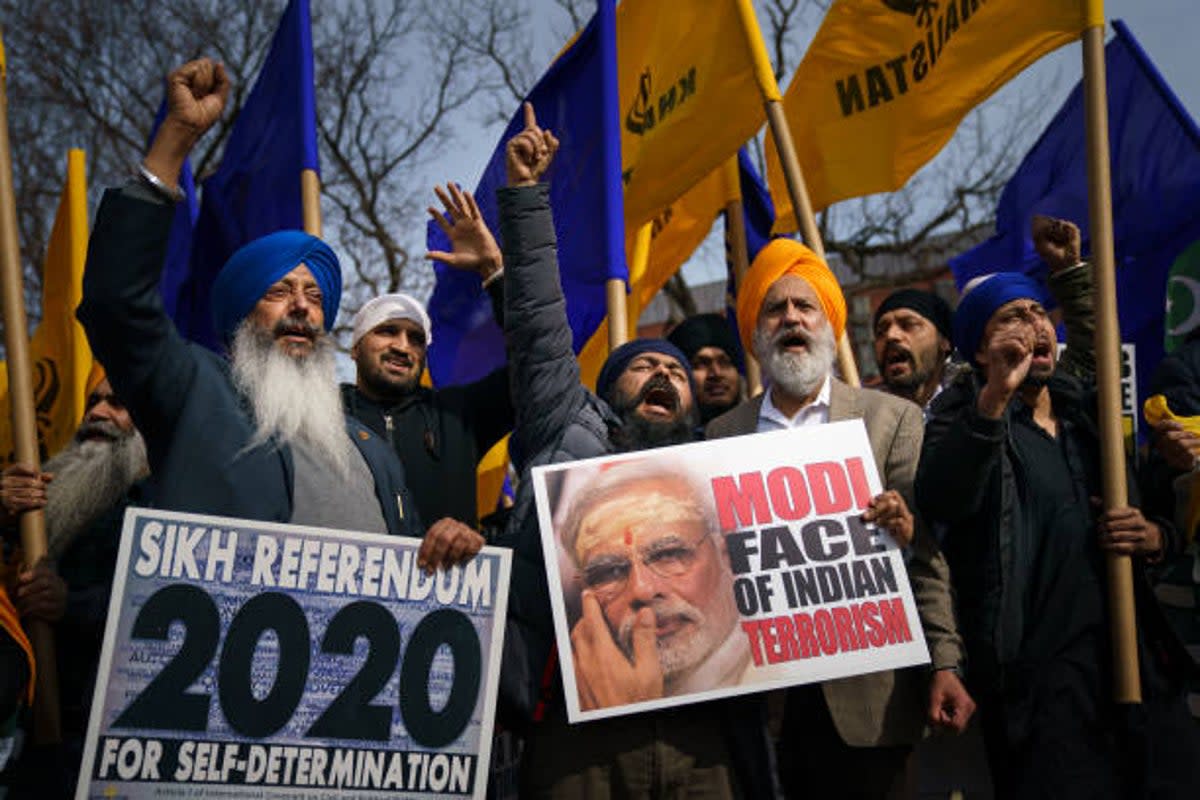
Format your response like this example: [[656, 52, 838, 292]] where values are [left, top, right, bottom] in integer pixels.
[[211, 230, 341, 342], [596, 339, 694, 404], [953, 272, 1049, 363]]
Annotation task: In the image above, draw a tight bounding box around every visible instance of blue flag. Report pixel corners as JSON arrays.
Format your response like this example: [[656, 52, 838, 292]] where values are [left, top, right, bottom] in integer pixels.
[[950, 20, 1200, 411], [148, 97, 199, 322], [738, 148, 776, 263], [184, 0, 319, 349], [426, 1, 624, 387], [724, 148, 777, 370]]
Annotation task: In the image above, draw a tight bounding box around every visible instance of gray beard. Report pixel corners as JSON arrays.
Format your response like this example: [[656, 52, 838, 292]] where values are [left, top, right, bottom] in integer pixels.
[[230, 319, 355, 479], [43, 425, 148, 559], [753, 321, 837, 399]]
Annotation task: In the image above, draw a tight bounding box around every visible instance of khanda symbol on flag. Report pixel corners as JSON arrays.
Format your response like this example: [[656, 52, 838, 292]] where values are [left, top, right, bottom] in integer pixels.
[[0, 149, 92, 466]]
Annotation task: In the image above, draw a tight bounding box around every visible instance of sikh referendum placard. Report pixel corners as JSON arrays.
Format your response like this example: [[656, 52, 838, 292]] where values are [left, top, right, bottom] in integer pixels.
[[532, 420, 929, 723], [77, 509, 510, 799]]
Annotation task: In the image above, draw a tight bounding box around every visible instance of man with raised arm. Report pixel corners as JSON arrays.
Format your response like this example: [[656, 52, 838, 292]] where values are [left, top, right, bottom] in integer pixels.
[[496, 104, 771, 798], [917, 271, 1199, 797], [873, 216, 1095, 417], [77, 58, 480, 570], [342, 183, 513, 529]]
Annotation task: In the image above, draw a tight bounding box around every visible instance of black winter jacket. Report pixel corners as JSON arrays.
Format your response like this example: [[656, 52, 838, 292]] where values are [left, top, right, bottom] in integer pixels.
[[340, 369, 512, 529], [916, 370, 1191, 695], [493, 184, 774, 798]]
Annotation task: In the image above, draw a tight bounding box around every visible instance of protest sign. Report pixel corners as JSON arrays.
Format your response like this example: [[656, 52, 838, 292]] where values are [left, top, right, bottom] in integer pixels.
[[77, 508, 510, 799], [532, 420, 929, 723], [1058, 342, 1137, 448]]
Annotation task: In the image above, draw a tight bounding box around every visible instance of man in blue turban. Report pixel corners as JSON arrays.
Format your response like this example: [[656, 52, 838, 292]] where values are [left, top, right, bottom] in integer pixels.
[[917, 269, 1199, 796], [78, 58, 483, 571]]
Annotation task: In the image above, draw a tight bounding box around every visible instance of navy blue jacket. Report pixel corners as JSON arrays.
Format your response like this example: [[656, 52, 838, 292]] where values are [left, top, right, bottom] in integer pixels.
[[78, 187, 420, 536]]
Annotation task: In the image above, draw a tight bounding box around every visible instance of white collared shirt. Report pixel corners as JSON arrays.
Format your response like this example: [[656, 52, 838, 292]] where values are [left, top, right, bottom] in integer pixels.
[[756, 374, 832, 432]]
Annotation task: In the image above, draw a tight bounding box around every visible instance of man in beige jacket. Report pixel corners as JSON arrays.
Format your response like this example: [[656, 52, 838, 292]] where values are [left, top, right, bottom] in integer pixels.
[[706, 237, 972, 799]]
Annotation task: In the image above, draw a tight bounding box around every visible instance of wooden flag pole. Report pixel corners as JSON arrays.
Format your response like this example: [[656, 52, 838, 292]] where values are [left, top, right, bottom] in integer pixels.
[[301, 168, 322, 237], [606, 280, 631, 352], [0, 32, 61, 743], [609, 223, 650, 352], [733, 0, 861, 387], [722, 158, 762, 396], [1082, 20, 1140, 704]]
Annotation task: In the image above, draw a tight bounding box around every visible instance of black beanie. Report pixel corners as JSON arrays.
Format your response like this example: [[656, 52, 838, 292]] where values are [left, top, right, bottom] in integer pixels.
[[873, 289, 953, 341], [666, 313, 743, 370]]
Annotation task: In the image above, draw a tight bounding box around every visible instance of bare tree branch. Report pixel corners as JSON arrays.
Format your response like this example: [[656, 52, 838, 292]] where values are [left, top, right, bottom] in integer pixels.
[[1, 0, 554, 351]]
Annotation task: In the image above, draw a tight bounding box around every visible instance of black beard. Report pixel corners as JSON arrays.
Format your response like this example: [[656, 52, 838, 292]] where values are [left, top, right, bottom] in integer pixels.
[[361, 356, 423, 401], [1021, 370, 1052, 389], [610, 412, 695, 452], [609, 374, 696, 452]]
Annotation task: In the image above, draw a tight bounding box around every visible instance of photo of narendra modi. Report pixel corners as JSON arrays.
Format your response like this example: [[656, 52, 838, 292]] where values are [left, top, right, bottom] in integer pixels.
[[531, 422, 931, 723]]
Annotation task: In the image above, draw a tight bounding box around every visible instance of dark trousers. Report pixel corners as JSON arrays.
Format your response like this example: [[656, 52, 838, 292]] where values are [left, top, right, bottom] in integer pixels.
[[777, 684, 911, 799], [979, 684, 1200, 800]]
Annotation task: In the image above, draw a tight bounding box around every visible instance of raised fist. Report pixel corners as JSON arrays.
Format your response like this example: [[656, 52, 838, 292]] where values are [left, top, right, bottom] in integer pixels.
[[165, 58, 231, 139], [1032, 214, 1082, 273], [143, 58, 231, 189]]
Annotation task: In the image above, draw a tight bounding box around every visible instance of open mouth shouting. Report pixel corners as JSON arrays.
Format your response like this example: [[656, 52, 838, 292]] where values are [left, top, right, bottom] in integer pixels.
[[1030, 338, 1055, 371], [882, 344, 914, 378], [636, 374, 681, 419], [774, 327, 812, 355]]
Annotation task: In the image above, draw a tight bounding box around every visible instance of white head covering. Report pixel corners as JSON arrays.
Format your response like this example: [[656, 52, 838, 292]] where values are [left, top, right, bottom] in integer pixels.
[[351, 293, 433, 347]]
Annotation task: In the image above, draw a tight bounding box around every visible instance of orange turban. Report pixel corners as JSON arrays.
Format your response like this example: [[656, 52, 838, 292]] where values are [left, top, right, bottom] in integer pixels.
[[735, 238, 847, 353], [85, 361, 107, 397]]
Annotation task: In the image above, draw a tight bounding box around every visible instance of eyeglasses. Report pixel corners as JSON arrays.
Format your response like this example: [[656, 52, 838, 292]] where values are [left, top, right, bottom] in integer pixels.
[[581, 529, 712, 602]]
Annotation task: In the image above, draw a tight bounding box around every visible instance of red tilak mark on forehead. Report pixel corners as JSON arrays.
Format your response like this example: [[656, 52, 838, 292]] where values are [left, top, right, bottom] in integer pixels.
[[624, 528, 633, 546]]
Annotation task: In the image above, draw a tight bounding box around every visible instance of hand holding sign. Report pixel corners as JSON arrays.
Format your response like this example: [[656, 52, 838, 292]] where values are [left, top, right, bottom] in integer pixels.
[[862, 490, 914, 548], [571, 592, 663, 711]]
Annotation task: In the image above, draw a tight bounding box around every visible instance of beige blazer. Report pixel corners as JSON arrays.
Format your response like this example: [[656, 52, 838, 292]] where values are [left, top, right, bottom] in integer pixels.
[[706, 379, 964, 747]]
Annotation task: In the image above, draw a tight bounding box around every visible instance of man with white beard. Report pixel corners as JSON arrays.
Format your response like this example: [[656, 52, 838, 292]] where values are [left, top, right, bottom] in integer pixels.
[[1, 373, 150, 794], [3, 376, 149, 557], [77, 57, 480, 568], [705, 237, 974, 799]]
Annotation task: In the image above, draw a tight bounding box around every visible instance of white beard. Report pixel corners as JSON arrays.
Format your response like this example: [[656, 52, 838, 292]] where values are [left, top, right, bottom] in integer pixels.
[[43, 423, 149, 559], [753, 320, 837, 399], [230, 319, 355, 479]]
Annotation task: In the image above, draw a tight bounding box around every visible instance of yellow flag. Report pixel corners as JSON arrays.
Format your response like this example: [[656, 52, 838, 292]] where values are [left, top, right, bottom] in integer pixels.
[[578, 161, 741, 390], [1144, 394, 1200, 545], [0, 149, 92, 463], [475, 0, 770, 517], [618, 0, 765, 229], [767, 0, 1101, 229]]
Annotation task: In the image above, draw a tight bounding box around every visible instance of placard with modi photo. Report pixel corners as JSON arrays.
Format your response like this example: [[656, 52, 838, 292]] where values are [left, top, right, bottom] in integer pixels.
[[531, 419, 930, 723]]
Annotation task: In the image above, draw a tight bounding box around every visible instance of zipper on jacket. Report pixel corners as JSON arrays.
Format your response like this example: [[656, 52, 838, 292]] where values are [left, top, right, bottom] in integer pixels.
[[383, 413, 395, 447]]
